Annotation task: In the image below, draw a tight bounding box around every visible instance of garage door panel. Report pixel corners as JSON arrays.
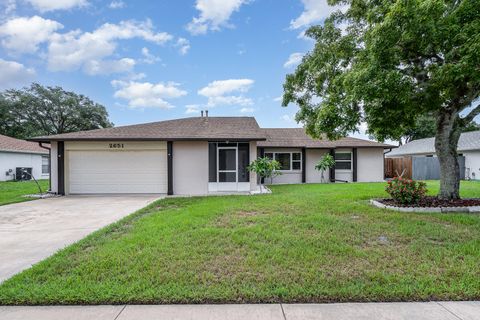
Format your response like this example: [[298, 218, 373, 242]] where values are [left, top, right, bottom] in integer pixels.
[[68, 150, 167, 194]]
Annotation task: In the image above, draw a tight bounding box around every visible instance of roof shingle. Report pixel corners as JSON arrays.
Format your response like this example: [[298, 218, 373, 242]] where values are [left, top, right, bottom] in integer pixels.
[[258, 128, 394, 148], [0, 134, 49, 154], [31, 117, 266, 141]]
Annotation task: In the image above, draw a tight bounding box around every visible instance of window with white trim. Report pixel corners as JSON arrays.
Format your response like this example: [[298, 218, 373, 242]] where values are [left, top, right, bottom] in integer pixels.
[[263, 152, 302, 171], [41, 156, 50, 174], [334, 152, 352, 171]]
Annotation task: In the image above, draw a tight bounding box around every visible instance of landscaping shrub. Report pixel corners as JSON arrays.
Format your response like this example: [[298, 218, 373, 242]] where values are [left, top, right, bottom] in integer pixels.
[[385, 177, 427, 205]]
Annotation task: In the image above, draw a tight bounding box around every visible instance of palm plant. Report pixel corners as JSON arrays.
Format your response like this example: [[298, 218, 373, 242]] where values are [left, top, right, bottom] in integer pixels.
[[315, 154, 335, 183]]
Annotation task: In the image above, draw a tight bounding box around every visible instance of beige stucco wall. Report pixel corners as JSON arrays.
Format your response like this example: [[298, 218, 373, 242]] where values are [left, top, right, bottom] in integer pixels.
[[173, 141, 209, 195], [64, 141, 167, 151], [306, 149, 330, 183], [464, 150, 480, 180], [357, 148, 385, 182]]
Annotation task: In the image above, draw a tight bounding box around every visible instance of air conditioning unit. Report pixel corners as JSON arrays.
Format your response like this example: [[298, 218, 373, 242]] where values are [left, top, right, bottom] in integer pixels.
[[15, 167, 32, 181]]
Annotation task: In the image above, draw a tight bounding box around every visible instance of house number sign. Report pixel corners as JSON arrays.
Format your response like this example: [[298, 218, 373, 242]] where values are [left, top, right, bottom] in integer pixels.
[[109, 143, 125, 149]]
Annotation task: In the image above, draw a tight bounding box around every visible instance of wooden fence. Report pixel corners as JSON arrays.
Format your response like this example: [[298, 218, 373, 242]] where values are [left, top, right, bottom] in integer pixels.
[[384, 157, 412, 179]]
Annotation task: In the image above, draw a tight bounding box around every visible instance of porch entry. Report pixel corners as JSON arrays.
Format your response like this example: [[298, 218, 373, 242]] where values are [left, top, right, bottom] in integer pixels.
[[208, 142, 250, 192]]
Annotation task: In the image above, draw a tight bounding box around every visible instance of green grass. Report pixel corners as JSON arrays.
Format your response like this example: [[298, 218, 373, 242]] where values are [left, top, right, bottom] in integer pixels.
[[0, 180, 50, 206], [0, 181, 479, 305]]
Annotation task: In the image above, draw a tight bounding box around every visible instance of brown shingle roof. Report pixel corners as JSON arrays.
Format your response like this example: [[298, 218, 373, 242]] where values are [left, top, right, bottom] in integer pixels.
[[31, 117, 266, 142], [0, 134, 49, 154], [258, 128, 395, 148]]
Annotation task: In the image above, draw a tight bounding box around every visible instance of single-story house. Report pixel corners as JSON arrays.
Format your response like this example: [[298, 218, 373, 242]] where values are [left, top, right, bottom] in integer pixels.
[[0, 134, 50, 181], [387, 130, 480, 180], [30, 116, 393, 195]]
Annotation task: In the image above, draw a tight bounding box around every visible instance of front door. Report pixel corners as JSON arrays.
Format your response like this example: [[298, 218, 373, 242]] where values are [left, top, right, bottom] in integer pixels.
[[217, 146, 238, 191]]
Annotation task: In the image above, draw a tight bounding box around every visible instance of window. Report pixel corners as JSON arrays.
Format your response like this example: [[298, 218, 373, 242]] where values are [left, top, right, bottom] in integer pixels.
[[275, 153, 291, 170], [42, 156, 50, 174], [334, 152, 352, 171], [292, 153, 301, 170], [262, 152, 302, 171]]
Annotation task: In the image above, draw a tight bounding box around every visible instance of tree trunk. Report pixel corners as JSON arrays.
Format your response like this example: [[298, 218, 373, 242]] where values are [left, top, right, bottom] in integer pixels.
[[435, 110, 461, 200]]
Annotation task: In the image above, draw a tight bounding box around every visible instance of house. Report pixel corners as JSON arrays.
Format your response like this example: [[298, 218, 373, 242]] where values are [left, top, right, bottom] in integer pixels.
[[0, 134, 50, 182], [387, 130, 480, 180], [30, 116, 393, 195]]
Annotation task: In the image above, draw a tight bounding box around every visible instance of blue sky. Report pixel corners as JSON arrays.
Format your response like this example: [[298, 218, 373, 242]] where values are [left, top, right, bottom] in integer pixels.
[[0, 0, 349, 132]]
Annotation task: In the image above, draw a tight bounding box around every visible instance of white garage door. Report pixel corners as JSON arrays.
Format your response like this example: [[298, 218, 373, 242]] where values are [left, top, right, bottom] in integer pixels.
[[68, 150, 167, 194]]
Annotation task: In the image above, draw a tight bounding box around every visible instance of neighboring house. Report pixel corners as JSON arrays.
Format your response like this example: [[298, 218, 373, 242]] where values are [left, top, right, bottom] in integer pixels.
[[0, 134, 50, 182], [387, 130, 480, 180], [31, 116, 393, 195]]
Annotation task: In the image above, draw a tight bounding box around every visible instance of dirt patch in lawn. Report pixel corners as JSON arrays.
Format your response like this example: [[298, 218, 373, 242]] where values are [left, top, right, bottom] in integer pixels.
[[214, 210, 264, 228]]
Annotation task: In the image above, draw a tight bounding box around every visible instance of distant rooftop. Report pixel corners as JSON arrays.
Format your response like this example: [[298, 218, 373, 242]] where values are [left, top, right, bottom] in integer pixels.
[[0, 134, 48, 154], [388, 131, 480, 157]]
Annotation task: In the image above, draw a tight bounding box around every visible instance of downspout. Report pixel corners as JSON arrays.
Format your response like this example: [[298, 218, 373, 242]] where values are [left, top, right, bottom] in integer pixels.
[[38, 142, 51, 192], [329, 148, 336, 182]]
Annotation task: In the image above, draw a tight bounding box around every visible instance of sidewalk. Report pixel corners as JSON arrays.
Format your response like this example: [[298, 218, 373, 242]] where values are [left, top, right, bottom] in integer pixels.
[[0, 301, 479, 320]]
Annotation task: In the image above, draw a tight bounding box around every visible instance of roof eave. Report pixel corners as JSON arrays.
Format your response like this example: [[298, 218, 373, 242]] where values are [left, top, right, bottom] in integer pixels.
[[29, 137, 267, 142]]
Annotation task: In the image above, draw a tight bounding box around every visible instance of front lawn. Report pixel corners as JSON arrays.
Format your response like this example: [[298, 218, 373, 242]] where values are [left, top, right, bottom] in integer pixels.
[[0, 181, 479, 304], [0, 180, 49, 206]]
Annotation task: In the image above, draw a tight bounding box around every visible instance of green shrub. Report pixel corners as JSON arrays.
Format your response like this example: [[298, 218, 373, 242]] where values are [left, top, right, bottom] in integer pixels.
[[385, 177, 427, 205]]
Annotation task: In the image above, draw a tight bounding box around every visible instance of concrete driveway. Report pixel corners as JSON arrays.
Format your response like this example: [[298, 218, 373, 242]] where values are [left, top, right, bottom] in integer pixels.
[[0, 195, 160, 283]]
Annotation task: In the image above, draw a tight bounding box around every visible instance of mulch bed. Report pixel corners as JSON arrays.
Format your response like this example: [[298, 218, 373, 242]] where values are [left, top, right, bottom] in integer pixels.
[[379, 197, 480, 208]]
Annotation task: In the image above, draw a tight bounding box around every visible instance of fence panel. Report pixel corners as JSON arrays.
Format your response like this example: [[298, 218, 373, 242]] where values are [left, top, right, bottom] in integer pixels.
[[384, 157, 412, 179], [412, 156, 465, 180]]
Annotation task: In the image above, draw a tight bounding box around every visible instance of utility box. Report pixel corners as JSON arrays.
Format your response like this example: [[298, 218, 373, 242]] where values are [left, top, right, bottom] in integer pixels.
[[15, 167, 32, 181]]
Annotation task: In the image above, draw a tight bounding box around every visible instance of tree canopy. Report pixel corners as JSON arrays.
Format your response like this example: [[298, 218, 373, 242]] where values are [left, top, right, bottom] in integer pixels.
[[283, 0, 480, 199], [401, 115, 479, 144], [0, 83, 113, 139]]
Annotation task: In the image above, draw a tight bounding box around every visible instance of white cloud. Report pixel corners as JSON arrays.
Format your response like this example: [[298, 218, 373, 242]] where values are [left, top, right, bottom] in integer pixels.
[[207, 95, 253, 106], [281, 114, 294, 122], [240, 107, 254, 113], [112, 80, 187, 109], [175, 38, 190, 55], [83, 58, 135, 75], [0, 59, 35, 88], [47, 19, 172, 72], [25, 0, 88, 12], [141, 47, 160, 64], [284, 52, 303, 68], [290, 0, 341, 29], [0, 17, 173, 76], [109, 0, 125, 9], [273, 95, 283, 102], [186, 0, 250, 35], [185, 104, 201, 114], [2, 0, 16, 16], [0, 16, 63, 54], [198, 79, 253, 96], [198, 79, 254, 107]]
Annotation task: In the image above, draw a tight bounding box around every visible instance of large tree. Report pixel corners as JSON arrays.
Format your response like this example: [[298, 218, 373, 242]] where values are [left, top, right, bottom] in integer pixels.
[[283, 0, 480, 200], [0, 83, 113, 139]]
